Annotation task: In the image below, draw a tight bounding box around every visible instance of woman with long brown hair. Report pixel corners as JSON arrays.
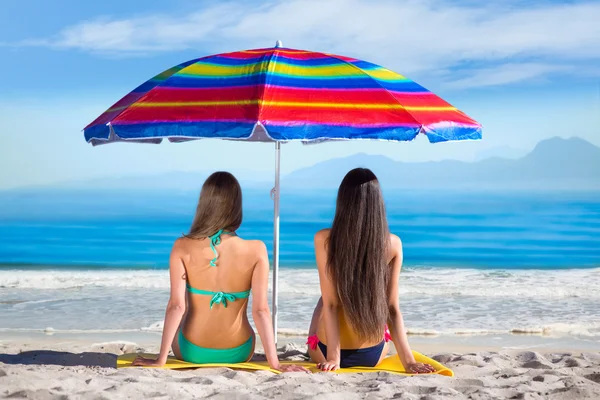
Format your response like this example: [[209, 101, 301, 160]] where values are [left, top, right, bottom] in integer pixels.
[[133, 172, 305, 372], [306, 168, 435, 373]]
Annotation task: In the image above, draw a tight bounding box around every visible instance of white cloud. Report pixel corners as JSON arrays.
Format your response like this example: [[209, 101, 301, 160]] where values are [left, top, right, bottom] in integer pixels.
[[9, 0, 600, 85], [443, 63, 572, 89]]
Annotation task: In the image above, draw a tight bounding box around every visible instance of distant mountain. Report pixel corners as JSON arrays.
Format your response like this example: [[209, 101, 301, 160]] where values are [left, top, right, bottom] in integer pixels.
[[283, 137, 600, 190], [6, 137, 598, 192], [474, 145, 528, 161]]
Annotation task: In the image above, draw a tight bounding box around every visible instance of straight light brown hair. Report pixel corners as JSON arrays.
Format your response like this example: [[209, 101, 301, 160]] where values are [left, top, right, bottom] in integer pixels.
[[327, 168, 390, 342], [185, 172, 242, 239]]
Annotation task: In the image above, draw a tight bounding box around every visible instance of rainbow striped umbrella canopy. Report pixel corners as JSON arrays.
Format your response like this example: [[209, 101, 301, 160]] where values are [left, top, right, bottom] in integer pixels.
[[84, 44, 481, 145], [83, 42, 481, 341]]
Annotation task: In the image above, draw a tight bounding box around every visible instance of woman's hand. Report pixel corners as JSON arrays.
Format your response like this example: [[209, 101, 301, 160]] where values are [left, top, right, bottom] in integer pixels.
[[406, 362, 435, 374], [272, 364, 311, 373], [317, 360, 340, 372], [131, 356, 166, 368]]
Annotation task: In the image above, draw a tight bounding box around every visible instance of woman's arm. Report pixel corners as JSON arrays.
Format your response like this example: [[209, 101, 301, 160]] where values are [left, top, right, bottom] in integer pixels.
[[387, 235, 435, 374], [251, 242, 279, 369], [308, 297, 323, 336], [133, 241, 187, 367], [251, 242, 309, 373], [315, 230, 341, 372]]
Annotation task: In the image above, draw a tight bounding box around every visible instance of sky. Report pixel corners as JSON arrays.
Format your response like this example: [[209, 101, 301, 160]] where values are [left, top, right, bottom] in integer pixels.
[[1, 0, 599, 189]]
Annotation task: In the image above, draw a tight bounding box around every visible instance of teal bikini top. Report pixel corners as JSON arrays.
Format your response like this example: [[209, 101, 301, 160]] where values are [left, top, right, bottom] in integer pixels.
[[186, 229, 250, 309]]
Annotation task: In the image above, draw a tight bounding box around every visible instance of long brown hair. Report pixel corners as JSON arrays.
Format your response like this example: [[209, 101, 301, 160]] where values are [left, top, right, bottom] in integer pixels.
[[327, 168, 390, 341], [185, 172, 242, 239]]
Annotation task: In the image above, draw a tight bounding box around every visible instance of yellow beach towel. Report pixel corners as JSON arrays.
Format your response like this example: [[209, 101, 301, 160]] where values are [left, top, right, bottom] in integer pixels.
[[117, 351, 453, 376]]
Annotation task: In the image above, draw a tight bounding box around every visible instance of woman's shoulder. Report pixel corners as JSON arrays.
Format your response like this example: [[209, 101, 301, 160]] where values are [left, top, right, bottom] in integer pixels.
[[236, 237, 268, 255], [389, 233, 401, 246], [314, 228, 330, 243], [172, 237, 188, 250], [388, 233, 402, 256], [169, 237, 192, 261]]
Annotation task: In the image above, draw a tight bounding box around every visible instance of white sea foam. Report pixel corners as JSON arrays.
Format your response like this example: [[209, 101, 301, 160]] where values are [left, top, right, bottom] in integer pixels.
[[2, 267, 599, 341], [1, 323, 597, 338], [141, 321, 163, 332], [0, 270, 170, 290], [0, 327, 142, 334], [2, 268, 599, 299], [537, 322, 600, 338]]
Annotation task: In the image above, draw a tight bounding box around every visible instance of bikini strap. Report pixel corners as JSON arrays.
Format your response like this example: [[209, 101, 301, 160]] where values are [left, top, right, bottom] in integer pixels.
[[186, 284, 250, 308], [208, 229, 235, 267]]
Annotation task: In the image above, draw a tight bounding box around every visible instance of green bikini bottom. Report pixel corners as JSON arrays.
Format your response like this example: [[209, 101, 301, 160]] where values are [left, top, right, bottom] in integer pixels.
[[178, 331, 254, 364]]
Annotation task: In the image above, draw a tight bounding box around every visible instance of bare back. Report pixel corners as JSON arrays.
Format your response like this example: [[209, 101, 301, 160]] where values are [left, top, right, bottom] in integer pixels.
[[174, 234, 262, 349], [315, 228, 401, 349]]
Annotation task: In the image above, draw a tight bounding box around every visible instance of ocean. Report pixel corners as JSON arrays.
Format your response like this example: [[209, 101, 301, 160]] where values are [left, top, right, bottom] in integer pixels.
[[1, 188, 599, 349]]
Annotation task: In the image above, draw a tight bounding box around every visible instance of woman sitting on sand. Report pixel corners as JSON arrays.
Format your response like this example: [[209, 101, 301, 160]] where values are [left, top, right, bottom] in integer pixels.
[[307, 168, 436, 373], [133, 172, 305, 372]]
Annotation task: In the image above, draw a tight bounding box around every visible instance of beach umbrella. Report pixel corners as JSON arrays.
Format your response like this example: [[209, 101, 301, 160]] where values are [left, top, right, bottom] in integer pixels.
[[83, 41, 482, 342]]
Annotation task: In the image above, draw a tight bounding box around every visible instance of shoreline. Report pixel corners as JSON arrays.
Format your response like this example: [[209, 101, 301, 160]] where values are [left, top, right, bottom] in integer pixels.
[[2, 330, 599, 355]]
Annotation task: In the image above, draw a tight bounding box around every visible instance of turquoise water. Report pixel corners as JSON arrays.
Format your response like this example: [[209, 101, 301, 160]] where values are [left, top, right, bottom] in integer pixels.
[[1, 189, 599, 344], [1, 189, 599, 269]]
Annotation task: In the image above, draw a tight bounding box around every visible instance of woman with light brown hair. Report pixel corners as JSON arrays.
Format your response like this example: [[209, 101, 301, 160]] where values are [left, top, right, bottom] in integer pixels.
[[306, 168, 435, 373], [133, 172, 305, 372]]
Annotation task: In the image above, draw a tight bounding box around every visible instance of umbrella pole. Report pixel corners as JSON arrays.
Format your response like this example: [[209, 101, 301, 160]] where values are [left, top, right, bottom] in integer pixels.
[[272, 141, 281, 344]]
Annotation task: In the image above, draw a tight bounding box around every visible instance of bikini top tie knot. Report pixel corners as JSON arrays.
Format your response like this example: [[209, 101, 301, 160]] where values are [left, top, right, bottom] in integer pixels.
[[209, 291, 236, 309]]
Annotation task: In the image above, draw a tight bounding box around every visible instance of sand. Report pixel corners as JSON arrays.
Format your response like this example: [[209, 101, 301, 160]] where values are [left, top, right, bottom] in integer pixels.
[[1, 337, 600, 400]]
